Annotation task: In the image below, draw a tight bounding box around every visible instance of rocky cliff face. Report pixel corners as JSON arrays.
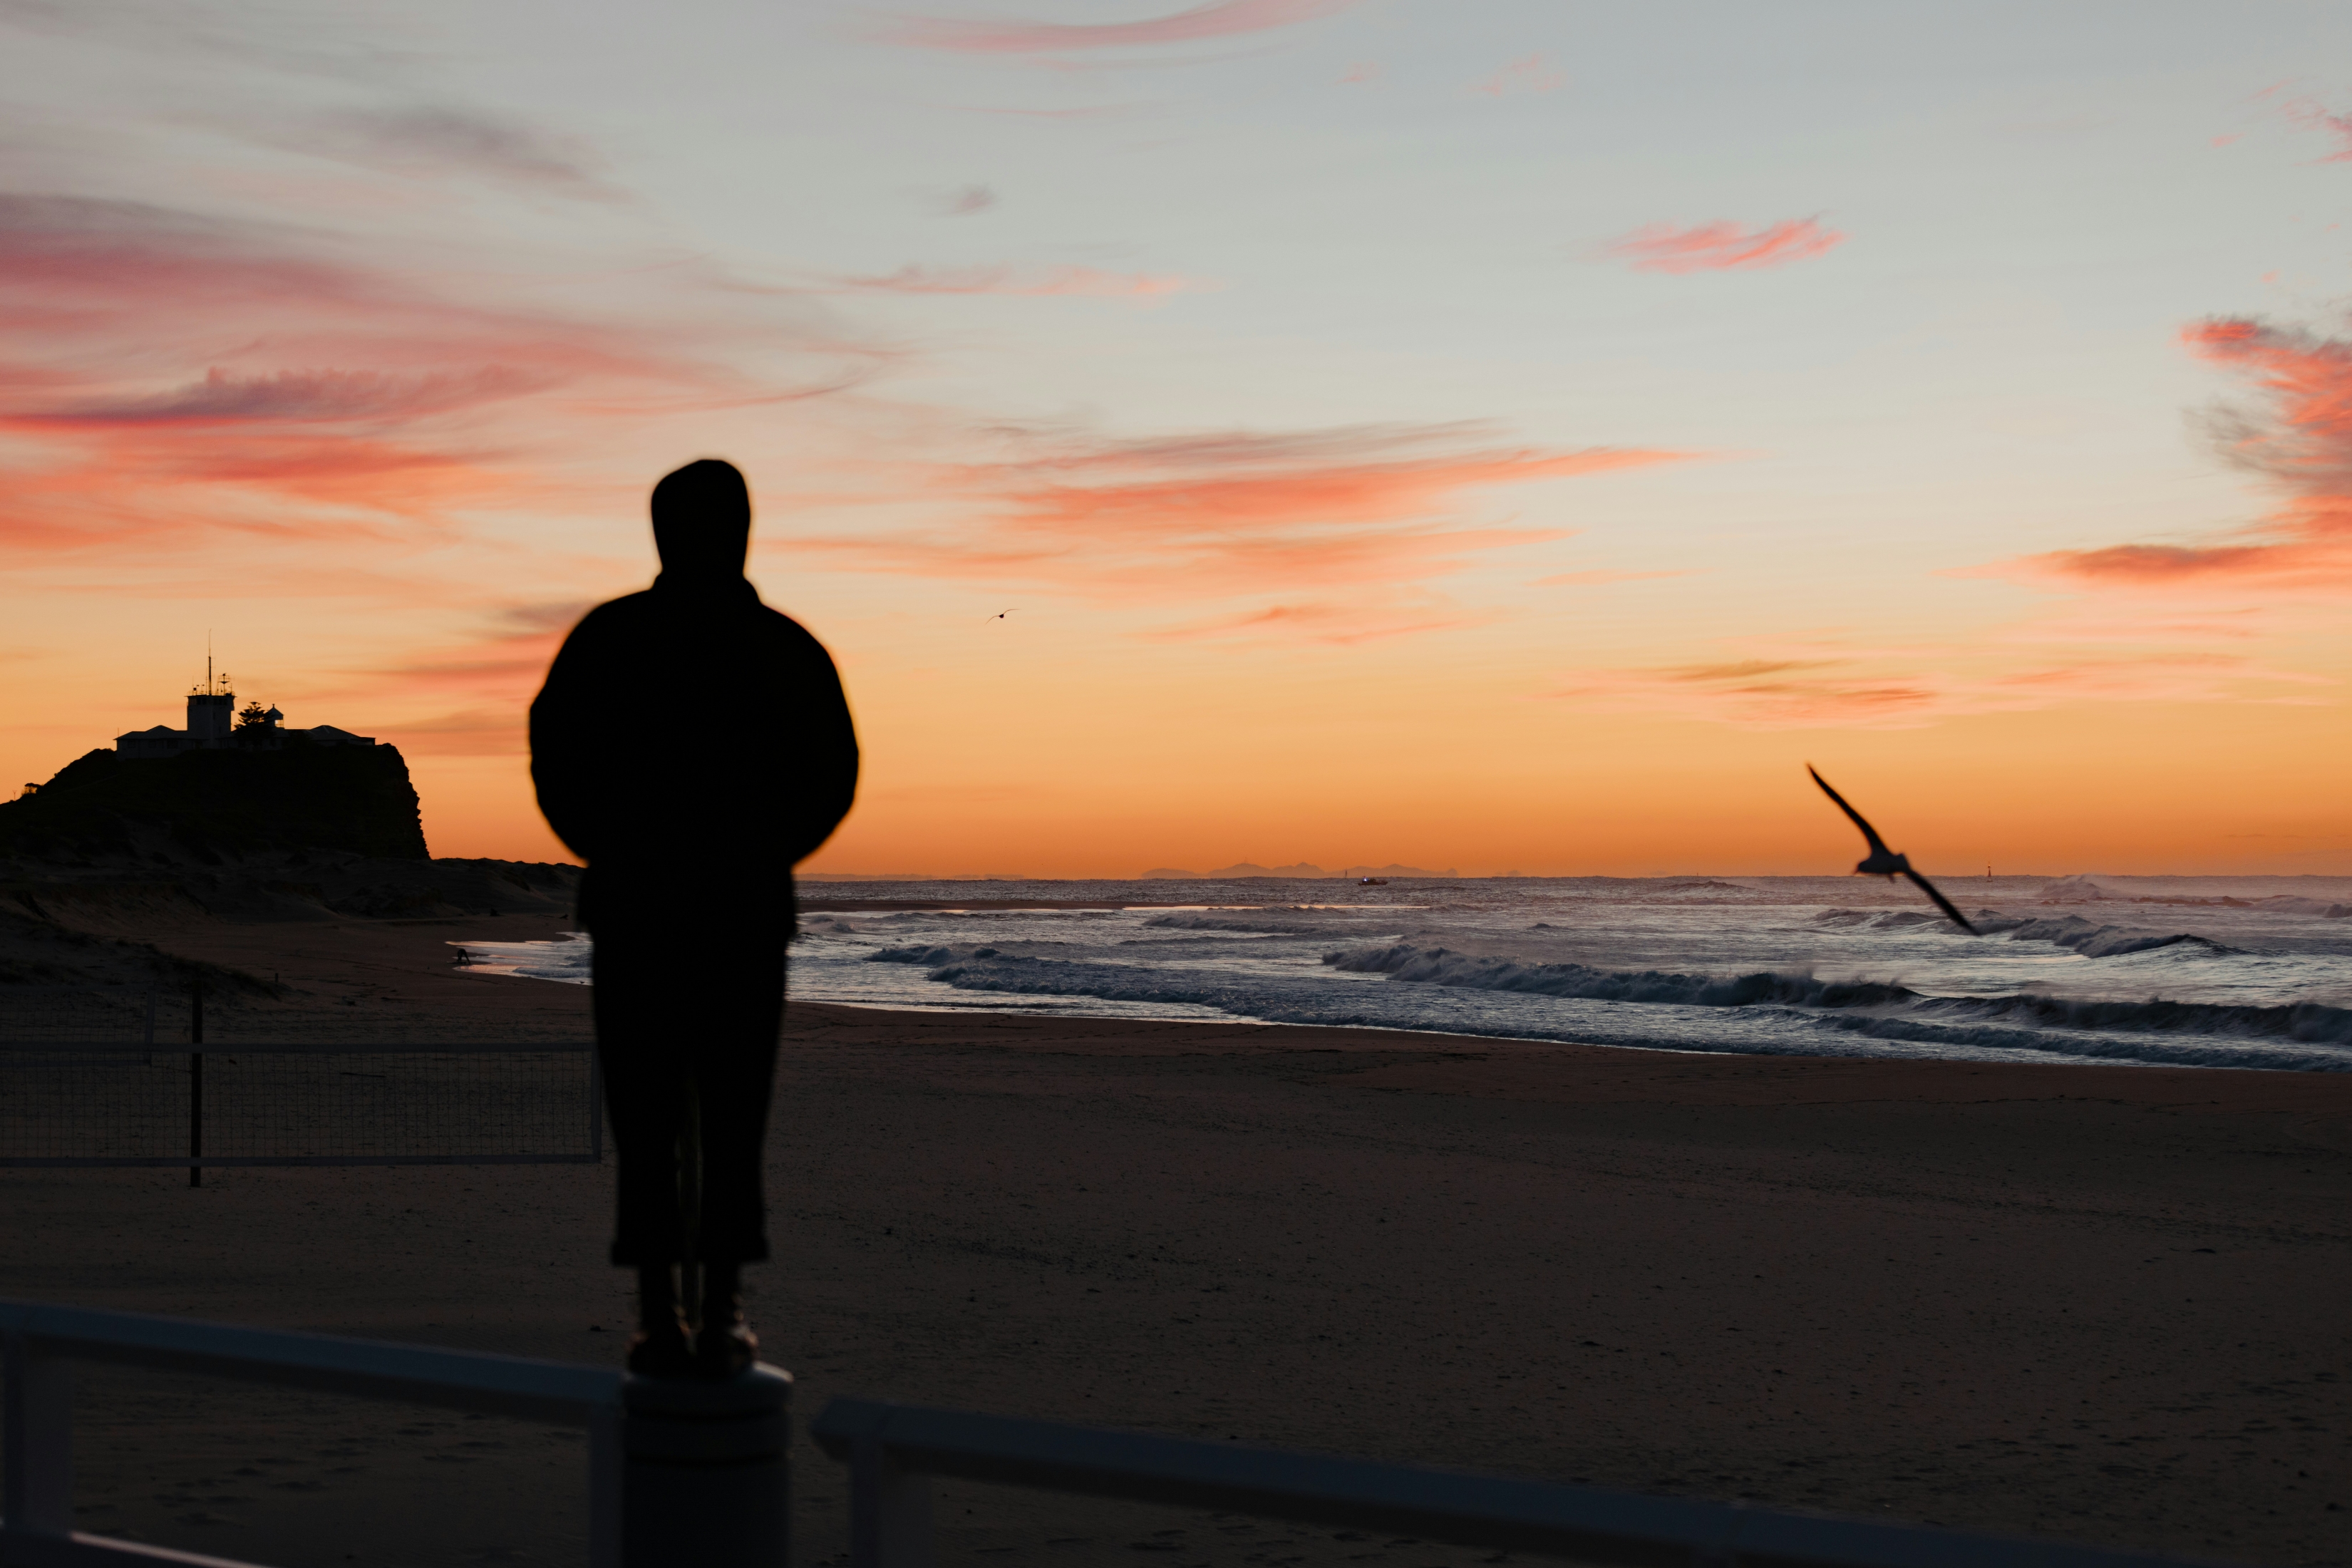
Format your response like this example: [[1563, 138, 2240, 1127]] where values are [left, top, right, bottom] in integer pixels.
[[0, 740, 430, 863]]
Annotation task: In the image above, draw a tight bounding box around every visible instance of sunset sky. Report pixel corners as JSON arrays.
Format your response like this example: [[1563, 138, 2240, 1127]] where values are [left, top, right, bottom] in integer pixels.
[[5, 1, 2350, 877]]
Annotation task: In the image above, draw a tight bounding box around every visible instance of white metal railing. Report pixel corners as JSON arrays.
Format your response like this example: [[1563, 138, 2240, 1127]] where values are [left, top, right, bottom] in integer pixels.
[[0, 1300, 621, 1568], [4, 1305, 2253, 1568], [811, 1398, 2240, 1568]]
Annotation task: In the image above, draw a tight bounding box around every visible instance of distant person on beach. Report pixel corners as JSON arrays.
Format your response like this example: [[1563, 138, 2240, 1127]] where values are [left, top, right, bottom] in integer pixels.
[[530, 458, 858, 1377]]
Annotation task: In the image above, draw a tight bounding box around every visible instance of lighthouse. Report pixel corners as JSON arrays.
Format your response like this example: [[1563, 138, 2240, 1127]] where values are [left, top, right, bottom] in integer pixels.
[[114, 650, 376, 758]]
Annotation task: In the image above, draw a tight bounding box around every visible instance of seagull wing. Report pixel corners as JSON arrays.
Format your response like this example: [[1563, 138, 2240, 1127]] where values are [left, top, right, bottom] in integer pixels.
[[1902, 867, 1979, 935], [1807, 765, 1892, 857]]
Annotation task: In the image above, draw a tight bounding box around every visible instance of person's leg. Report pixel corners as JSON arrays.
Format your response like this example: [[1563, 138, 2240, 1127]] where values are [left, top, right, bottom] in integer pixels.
[[592, 925, 693, 1373], [688, 924, 787, 1374]]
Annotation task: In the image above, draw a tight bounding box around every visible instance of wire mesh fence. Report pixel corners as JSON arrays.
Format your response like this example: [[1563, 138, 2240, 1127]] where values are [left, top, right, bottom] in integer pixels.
[[0, 986, 601, 1168]]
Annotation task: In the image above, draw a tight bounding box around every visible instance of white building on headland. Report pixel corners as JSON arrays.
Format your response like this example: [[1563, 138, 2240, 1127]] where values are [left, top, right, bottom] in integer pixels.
[[115, 665, 377, 759]]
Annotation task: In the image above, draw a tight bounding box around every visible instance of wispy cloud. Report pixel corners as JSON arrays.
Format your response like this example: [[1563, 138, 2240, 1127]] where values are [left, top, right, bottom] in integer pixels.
[[1142, 599, 1493, 645], [292, 597, 608, 757], [787, 421, 1693, 612], [269, 105, 624, 200], [2277, 93, 2352, 162], [1554, 642, 2331, 730], [1533, 568, 1690, 587], [934, 184, 998, 215], [0, 192, 870, 552], [1991, 315, 2352, 594], [1470, 53, 1563, 98], [21, 366, 555, 427], [1600, 217, 1845, 275], [813, 263, 1202, 299], [882, 0, 1361, 54]]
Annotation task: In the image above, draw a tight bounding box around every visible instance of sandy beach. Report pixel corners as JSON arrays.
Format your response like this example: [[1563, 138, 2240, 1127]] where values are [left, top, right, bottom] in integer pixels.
[[3, 910, 2348, 1568]]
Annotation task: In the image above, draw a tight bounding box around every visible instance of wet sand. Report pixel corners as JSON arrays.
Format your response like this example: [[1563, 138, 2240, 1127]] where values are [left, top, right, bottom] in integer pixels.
[[1, 912, 2347, 1568]]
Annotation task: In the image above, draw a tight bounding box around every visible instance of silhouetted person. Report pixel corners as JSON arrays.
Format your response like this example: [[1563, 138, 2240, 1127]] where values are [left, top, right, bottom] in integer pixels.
[[530, 459, 858, 1377]]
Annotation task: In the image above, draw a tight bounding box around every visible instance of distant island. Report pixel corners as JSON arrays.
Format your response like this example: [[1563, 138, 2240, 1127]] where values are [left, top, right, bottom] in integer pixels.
[[1140, 862, 1458, 880]]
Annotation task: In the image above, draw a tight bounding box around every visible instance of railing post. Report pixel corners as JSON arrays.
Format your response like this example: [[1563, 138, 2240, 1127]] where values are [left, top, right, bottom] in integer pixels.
[[850, 1431, 934, 1568], [2, 1332, 73, 1537], [621, 1365, 791, 1567], [589, 1398, 624, 1568]]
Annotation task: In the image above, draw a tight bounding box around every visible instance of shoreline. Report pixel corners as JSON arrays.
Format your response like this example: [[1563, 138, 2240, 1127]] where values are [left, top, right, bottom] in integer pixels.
[[105, 911, 2352, 1080]]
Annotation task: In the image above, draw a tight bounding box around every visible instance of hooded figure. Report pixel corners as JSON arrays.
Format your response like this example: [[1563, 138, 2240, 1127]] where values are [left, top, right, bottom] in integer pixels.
[[531, 458, 858, 1376]]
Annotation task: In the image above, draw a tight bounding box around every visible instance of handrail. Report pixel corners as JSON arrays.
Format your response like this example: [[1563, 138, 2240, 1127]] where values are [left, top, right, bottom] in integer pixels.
[[0, 1301, 621, 1568], [812, 1398, 2239, 1568], [0, 1042, 594, 1053], [0, 1301, 616, 1422]]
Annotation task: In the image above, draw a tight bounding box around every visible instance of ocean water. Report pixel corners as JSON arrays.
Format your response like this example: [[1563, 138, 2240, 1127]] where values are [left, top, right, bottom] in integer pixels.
[[454, 873, 2352, 1073]]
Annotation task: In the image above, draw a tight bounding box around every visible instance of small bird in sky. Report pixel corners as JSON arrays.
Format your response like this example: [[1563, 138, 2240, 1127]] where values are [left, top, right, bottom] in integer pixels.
[[1806, 765, 1978, 934], [988, 608, 1016, 621]]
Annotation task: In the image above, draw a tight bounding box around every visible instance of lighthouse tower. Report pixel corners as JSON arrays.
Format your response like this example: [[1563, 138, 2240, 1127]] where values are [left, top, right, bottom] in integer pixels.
[[186, 654, 234, 741]]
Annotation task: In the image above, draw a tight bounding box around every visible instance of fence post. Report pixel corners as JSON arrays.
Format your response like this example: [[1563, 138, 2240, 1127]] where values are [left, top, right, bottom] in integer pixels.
[[621, 1365, 791, 1567], [2, 1332, 73, 1537], [188, 978, 205, 1190], [588, 1049, 606, 1163], [849, 1430, 934, 1568]]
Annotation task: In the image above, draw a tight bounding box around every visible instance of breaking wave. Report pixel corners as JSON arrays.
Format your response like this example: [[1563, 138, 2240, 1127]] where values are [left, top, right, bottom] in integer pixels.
[[1323, 943, 2351, 1043], [1322, 942, 1916, 1009], [861, 942, 2352, 1071], [1812, 907, 2238, 959]]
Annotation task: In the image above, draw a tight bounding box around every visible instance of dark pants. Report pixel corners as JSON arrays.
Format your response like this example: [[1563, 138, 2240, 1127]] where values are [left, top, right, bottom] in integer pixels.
[[590, 919, 788, 1267]]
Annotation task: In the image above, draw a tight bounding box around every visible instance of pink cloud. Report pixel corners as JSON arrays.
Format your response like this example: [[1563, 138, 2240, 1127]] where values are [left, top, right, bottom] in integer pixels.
[[0, 194, 868, 554], [1991, 316, 2352, 594], [1471, 53, 1564, 98], [1601, 217, 1845, 275], [21, 366, 555, 427], [786, 422, 1696, 611], [2280, 96, 2352, 162], [883, 0, 1361, 54]]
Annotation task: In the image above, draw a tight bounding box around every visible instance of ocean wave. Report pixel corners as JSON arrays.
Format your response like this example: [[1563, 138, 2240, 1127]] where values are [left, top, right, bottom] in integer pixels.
[[1321, 943, 1914, 1009], [1906, 991, 2352, 1043], [1981, 916, 2238, 958], [855, 947, 2352, 1071], [1140, 912, 1369, 935], [1807, 1013, 2349, 1071], [1321, 942, 2352, 1043], [1812, 907, 2237, 959]]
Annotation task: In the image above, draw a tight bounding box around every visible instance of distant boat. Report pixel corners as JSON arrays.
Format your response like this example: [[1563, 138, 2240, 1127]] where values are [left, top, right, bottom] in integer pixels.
[[1358, 877, 1388, 886]]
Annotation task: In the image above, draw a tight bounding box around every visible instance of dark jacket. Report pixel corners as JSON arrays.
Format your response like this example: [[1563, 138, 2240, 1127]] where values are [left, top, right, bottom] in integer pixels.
[[529, 575, 858, 930]]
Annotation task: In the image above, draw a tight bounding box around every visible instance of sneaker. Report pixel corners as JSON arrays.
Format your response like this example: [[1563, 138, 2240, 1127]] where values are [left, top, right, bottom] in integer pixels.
[[626, 1316, 695, 1378], [693, 1316, 758, 1379]]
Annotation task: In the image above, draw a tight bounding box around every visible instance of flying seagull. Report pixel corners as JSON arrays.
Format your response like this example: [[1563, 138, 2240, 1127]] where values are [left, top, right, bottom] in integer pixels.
[[989, 608, 1016, 621], [1806, 765, 1977, 934]]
